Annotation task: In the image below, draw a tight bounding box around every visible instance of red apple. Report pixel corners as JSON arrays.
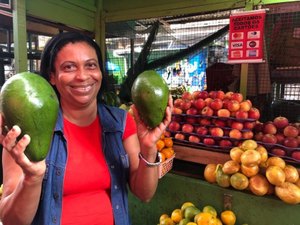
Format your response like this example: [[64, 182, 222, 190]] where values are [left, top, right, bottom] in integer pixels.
[[239, 100, 251, 112], [198, 118, 211, 126], [231, 93, 243, 103], [273, 116, 289, 129], [193, 98, 206, 110], [189, 135, 200, 143], [195, 126, 208, 136], [181, 123, 194, 133], [230, 121, 244, 130], [229, 129, 242, 139], [172, 107, 183, 114], [244, 121, 255, 130], [174, 133, 185, 140], [283, 137, 298, 148], [198, 91, 209, 99], [219, 139, 233, 147], [227, 100, 240, 112], [181, 91, 193, 100], [275, 133, 285, 145], [186, 107, 198, 115], [208, 91, 217, 99], [271, 148, 286, 157], [216, 90, 225, 100], [254, 132, 264, 141], [209, 127, 224, 137], [291, 151, 300, 160], [180, 100, 192, 112], [283, 125, 299, 138], [217, 109, 231, 118], [204, 97, 213, 106], [262, 134, 277, 144], [248, 107, 260, 120], [253, 122, 264, 132], [242, 130, 254, 139], [174, 98, 183, 108], [191, 91, 201, 100], [203, 137, 216, 145], [224, 91, 234, 99], [201, 106, 214, 116], [185, 116, 197, 124], [209, 98, 223, 111], [213, 119, 226, 127], [235, 110, 248, 119], [263, 122, 277, 135], [168, 121, 181, 132]]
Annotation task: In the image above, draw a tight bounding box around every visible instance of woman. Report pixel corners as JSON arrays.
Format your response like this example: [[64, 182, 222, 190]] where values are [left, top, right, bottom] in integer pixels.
[[0, 32, 172, 225]]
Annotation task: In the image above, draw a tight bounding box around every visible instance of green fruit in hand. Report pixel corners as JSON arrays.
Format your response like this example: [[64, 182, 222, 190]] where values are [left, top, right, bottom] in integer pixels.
[[131, 70, 169, 128], [0, 72, 59, 161]]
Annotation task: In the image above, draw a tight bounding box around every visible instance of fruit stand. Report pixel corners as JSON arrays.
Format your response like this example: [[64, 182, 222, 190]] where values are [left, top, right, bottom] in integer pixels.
[[128, 90, 300, 225]]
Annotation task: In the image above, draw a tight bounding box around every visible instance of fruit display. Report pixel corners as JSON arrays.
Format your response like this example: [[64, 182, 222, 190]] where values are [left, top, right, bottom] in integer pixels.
[[0, 72, 59, 162], [131, 70, 169, 128], [252, 116, 300, 163], [204, 139, 300, 205], [157, 201, 245, 225], [167, 90, 260, 151]]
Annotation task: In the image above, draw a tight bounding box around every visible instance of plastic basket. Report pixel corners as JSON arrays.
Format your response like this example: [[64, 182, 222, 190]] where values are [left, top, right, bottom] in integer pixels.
[[159, 154, 175, 179]]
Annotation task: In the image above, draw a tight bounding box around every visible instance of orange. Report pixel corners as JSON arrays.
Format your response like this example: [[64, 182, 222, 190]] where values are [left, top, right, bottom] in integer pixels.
[[181, 202, 195, 215], [196, 212, 217, 225], [161, 217, 175, 225], [171, 208, 183, 223], [159, 214, 170, 224], [220, 210, 236, 225], [161, 148, 174, 159], [156, 139, 165, 151], [164, 137, 174, 148], [202, 205, 217, 217]]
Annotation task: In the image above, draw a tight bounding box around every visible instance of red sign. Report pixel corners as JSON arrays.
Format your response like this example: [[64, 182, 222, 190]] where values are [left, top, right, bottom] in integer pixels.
[[228, 9, 266, 63]]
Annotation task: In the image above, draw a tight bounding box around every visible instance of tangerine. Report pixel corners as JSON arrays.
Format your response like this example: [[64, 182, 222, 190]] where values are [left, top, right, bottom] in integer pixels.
[[229, 147, 244, 163], [161, 148, 174, 159], [156, 139, 165, 151], [196, 212, 217, 225], [220, 210, 236, 225], [230, 172, 249, 190], [171, 208, 183, 223], [202, 205, 217, 217], [181, 202, 195, 215], [204, 164, 217, 183], [164, 137, 174, 147], [159, 214, 170, 224], [240, 139, 258, 151]]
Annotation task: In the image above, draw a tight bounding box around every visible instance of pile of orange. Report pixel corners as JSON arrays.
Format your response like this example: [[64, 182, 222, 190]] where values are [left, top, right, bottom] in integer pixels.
[[156, 134, 175, 162], [158, 201, 240, 225]]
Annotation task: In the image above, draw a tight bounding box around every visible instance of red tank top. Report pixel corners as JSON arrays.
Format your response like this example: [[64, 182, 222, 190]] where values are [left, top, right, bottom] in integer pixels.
[[61, 113, 136, 225]]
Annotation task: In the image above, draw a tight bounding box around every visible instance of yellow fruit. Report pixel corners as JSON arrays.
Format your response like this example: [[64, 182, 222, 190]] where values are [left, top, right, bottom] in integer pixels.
[[275, 182, 300, 204], [240, 139, 258, 151], [266, 156, 286, 169], [184, 206, 201, 222], [160, 217, 175, 225], [220, 210, 236, 225], [283, 165, 299, 183], [295, 179, 300, 188], [230, 172, 249, 190], [196, 212, 217, 225], [216, 164, 231, 188], [160, 214, 170, 224], [240, 149, 261, 166], [204, 164, 217, 183], [187, 222, 198, 225], [202, 205, 217, 217], [216, 218, 223, 225], [249, 174, 269, 196], [229, 147, 244, 163], [181, 202, 195, 215], [222, 160, 240, 175], [179, 218, 190, 225], [256, 145, 268, 163], [266, 165, 286, 186], [171, 209, 183, 223], [240, 164, 259, 178]]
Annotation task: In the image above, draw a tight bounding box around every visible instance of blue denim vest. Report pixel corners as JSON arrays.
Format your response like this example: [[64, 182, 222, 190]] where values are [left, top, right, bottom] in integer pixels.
[[31, 104, 131, 225]]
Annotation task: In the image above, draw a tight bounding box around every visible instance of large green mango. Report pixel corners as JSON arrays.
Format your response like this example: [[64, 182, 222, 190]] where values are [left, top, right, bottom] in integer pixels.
[[131, 70, 169, 128], [0, 72, 59, 161]]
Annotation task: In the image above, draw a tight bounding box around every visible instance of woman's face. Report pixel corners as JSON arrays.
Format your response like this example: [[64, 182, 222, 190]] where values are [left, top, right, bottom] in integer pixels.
[[50, 42, 102, 110]]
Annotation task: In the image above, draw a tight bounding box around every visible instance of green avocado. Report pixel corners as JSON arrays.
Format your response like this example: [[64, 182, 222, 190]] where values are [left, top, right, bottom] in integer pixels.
[[0, 72, 59, 162], [131, 70, 169, 128]]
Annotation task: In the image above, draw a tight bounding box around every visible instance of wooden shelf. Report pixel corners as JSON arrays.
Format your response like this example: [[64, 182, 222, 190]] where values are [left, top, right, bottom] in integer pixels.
[[173, 143, 230, 165]]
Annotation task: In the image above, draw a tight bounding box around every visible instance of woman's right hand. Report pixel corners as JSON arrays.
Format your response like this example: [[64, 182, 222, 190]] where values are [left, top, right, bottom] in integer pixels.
[[1, 123, 46, 182]]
